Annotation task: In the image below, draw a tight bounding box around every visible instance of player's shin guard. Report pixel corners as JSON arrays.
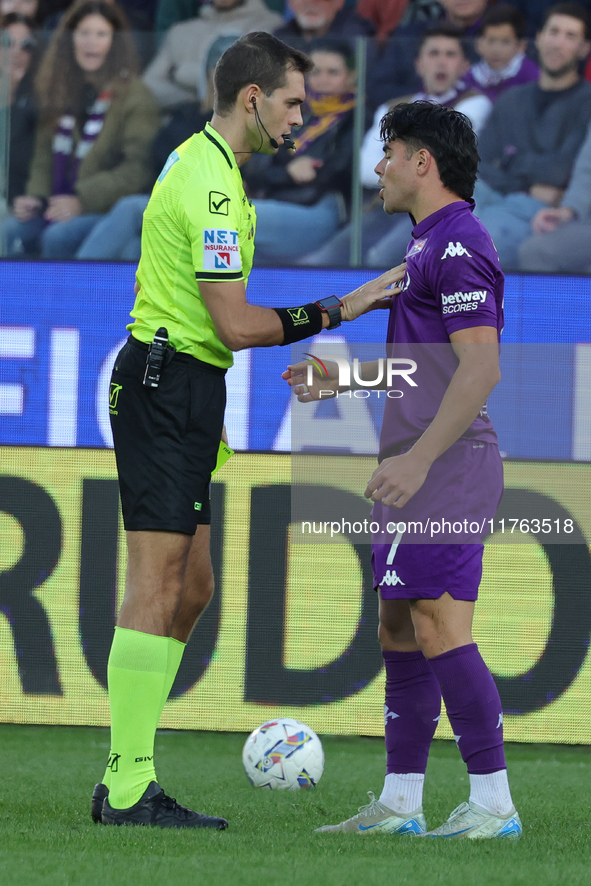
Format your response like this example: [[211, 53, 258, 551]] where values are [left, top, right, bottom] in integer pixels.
[[383, 650, 442, 774], [379, 650, 442, 813], [428, 643, 506, 773]]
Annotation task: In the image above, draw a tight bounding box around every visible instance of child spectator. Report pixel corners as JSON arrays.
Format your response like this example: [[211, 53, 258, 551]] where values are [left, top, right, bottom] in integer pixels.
[[463, 4, 539, 102]]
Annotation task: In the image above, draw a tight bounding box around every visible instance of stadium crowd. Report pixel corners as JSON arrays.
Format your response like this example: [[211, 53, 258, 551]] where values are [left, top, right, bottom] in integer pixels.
[[1, 0, 591, 270]]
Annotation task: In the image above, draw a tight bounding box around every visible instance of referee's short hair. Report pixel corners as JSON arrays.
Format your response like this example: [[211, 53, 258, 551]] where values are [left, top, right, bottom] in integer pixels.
[[214, 31, 313, 115], [379, 101, 480, 202]]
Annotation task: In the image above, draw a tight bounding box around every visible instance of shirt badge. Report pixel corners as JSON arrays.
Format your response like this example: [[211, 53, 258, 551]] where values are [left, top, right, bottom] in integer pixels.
[[406, 238, 427, 258]]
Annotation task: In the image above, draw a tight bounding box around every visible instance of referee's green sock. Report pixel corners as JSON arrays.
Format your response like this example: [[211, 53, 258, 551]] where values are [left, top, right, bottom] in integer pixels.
[[104, 627, 170, 809], [102, 635, 186, 792], [160, 637, 186, 710]]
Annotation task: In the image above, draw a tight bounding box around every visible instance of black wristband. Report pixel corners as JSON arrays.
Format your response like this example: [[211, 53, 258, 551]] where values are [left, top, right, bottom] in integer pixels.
[[274, 303, 324, 345]]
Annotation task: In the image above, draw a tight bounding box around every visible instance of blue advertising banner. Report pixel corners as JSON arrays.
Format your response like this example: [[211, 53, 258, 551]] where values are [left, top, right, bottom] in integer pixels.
[[1, 261, 590, 458]]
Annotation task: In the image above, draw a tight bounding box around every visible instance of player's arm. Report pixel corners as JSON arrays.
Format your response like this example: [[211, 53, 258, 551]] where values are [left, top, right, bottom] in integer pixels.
[[199, 265, 406, 351], [407, 325, 500, 464], [365, 326, 500, 508]]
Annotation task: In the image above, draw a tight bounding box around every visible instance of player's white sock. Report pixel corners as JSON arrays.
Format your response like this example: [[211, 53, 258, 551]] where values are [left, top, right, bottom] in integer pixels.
[[469, 770, 514, 815], [379, 772, 425, 814]]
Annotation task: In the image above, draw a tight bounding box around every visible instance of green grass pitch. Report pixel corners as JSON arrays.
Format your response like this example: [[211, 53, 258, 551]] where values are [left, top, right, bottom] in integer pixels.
[[1, 725, 590, 886]]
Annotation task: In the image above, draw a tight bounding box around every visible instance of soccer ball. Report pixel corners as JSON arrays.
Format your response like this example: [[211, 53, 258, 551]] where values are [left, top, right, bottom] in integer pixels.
[[242, 718, 324, 790]]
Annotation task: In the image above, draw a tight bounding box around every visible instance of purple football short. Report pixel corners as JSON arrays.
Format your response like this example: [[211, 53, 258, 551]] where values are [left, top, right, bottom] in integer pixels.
[[371, 440, 503, 600]]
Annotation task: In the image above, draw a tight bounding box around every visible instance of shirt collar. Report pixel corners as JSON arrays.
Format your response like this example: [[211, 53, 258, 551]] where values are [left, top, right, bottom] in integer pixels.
[[412, 200, 474, 238], [203, 122, 238, 172], [471, 54, 526, 87]]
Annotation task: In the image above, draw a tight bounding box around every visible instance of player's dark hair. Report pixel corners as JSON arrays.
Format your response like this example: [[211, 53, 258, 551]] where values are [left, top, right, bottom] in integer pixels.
[[379, 101, 479, 201], [418, 24, 468, 58], [542, 3, 591, 39], [214, 31, 313, 115], [306, 37, 356, 71], [478, 3, 527, 40]]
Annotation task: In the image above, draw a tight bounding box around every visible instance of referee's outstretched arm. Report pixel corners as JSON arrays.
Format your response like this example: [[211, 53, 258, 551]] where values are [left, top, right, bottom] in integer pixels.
[[199, 265, 406, 351]]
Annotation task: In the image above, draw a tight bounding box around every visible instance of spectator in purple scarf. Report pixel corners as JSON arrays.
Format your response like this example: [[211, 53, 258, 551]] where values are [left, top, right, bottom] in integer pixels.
[[3, 0, 158, 257], [463, 4, 539, 103]]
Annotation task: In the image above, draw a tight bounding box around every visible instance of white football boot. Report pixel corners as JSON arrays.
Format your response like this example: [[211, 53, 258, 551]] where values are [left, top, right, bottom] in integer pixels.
[[315, 791, 426, 835], [423, 801, 522, 839]]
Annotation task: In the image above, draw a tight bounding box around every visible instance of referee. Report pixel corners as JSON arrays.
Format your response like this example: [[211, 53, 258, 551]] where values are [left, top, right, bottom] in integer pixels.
[[94, 31, 405, 828]]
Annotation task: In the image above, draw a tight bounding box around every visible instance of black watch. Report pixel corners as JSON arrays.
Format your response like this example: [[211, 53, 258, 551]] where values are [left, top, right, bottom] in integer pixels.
[[315, 295, 343, 330]]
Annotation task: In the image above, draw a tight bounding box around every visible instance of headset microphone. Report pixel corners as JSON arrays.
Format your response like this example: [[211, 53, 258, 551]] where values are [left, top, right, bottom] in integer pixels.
[[251, 97, 296, 152]]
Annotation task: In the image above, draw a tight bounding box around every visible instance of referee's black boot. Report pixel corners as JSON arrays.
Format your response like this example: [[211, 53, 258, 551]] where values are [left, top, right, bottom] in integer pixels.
[[91, 783, 109, 823], [101, 781, 228, 829]]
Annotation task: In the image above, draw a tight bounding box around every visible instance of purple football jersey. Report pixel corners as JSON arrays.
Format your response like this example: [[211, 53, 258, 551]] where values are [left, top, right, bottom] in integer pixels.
[[379, 200, 504, 457]]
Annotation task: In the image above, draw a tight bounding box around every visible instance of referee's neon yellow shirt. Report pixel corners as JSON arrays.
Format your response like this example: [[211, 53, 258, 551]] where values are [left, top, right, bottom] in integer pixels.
[[128, 122, 257, 368]]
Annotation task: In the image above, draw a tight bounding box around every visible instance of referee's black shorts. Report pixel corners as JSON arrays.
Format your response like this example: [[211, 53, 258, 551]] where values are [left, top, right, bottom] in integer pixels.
[[109, 335, 226, 535]]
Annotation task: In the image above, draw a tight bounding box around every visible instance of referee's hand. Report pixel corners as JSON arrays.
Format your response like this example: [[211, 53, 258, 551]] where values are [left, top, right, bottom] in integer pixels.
[[340, 263, 406, 321]]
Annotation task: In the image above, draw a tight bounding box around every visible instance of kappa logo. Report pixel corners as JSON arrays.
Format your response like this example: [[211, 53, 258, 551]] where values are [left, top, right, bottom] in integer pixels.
[[380, 569, 405, 587], [441, 241, 472, 259], [287, 307, 309, 326], [384, 705, 399, 724], [209, 191, 230, 215]]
